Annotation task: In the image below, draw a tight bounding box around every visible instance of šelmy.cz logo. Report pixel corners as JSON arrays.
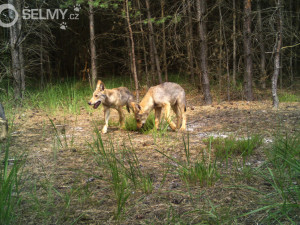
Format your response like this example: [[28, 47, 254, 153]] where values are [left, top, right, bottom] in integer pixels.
[[0, 3, 80, 29], [0, 4, 19, 28]]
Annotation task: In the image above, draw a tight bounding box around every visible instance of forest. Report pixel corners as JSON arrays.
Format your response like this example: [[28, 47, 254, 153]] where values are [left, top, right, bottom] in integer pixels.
[[0, 0, 299, 224]]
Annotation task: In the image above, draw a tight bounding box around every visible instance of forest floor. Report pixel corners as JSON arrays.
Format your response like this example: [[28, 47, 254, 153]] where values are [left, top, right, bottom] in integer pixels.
[[5, 91, 300, 224]]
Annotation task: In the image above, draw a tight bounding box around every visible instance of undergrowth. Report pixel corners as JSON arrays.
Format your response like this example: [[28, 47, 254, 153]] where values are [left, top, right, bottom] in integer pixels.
[[204, 134, 263, 160], [0, 138, 24, 224]]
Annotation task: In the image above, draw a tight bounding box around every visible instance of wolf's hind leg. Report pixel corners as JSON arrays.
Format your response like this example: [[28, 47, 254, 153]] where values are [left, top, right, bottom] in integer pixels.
[[102, 107, 110, 134], [172, 105, 182, 129], [179, 105, 186, 131], [154, 107, 162, 129], [163, 103, 176, 131]]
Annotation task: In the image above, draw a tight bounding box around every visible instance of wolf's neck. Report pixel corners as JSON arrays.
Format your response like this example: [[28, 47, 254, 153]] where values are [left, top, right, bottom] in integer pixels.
[[140, 95, 154, 114]]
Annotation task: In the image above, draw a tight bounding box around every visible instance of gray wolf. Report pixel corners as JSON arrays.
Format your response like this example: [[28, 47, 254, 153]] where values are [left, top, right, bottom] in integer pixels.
[[0, 103, 8, 141], [130, 82, 186, 131], [88, 80, 134, 134]]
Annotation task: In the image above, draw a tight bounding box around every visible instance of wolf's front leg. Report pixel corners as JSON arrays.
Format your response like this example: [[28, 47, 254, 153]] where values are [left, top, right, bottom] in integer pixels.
[[163, 104, 176, 131], [117, 107, 125, 128], [102, 107, 110, 134]]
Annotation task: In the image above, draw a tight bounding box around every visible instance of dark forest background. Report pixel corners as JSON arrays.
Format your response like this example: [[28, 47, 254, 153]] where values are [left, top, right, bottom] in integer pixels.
[[0, 0, 299, 106]]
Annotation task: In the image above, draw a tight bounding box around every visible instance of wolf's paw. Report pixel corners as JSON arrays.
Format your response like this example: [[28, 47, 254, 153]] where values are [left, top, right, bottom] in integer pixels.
[[169, 123, 177, 131], [101, 126, 108, 134], [179, 127, 186, 132]]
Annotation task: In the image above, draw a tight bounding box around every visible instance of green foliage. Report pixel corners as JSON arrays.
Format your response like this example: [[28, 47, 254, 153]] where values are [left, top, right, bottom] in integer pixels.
[[0, 139, 24, 224], [89, 130, 154, 218], [204, 135, 263, 160], [278, 92, 300, 102], [179, 136, 219, 186], [241, 131, 300, 223], [155, 135, 219, 187], [125, 113, 155, 133], [0, 76, 134, 116]]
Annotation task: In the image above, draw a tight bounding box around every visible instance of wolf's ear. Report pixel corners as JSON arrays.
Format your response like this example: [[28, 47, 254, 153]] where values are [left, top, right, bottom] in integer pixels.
[[135, 104, 141, 112], [96, 80, 105, 91], [130, 102, 141, 113]]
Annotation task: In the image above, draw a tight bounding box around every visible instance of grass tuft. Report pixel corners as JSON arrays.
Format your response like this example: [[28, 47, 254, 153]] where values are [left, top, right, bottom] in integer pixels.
[[204, 134, 263, 160], [0, 139, 24, 224], [240, 131, 300, 223], [125, 113, 155, 133], [278, 92, 300, 102]]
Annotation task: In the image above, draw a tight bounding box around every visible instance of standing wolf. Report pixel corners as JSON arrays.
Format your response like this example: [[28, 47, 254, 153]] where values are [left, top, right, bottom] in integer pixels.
[[88, 80, 134, 134], [131, 82, 186, 131], [0, 103, 8, 140]]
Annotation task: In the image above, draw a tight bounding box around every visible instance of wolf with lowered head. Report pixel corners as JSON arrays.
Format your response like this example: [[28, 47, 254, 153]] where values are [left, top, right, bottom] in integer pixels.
[[131, 82, 186, 132]]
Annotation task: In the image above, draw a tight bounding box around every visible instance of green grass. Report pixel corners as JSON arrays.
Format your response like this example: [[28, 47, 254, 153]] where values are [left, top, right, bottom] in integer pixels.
[[0, 76, 133, 116], [89, 129, 154, 219], [125, 113, 155, 133], [204, 134, 263, 160], [0, 139, 25, 224], [278, 92, 300, 102], [155, 135, 219, 187], [240, 131, 300, 223]]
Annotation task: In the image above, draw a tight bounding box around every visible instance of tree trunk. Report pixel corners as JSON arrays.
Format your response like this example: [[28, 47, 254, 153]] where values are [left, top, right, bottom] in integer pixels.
[[9, 0, 25, 100], [243, 0, 253, 101], [125, 0, 139, 102], [196, 0, 212, 105], [219, 3, 230, 101], [89, 1, 98, 89], [161, 0, 168, 82], [232, 0, 237, 86], [272, 0, 282, 109], [183, 0, 195, 83], [137, 0, 149, 87], [145, 0, 162, 84], [218, 3, 223, 89], [257, 0, 267, 89], [40, 33, 44, 89]]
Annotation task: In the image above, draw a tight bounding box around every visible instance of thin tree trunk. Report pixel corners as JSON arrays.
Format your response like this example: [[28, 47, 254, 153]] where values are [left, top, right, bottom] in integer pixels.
[[146, 0, 162, 84], [257, 0, 267, 89], [184, 0, 195, 83], [196, 0, 212, 105], [161, 0, 168, 82], [272, 0, 282, 109], [40, 33, 44, 89], [243, 0, 253, 101], [220, 4, 230, 101], [89, 1, 97, 89], [9, 0, 25, 100], [218, 4, 223, 89], [137, 0, 149, 87], [125, 0, 139, 102], [232, 0, 237, 86]]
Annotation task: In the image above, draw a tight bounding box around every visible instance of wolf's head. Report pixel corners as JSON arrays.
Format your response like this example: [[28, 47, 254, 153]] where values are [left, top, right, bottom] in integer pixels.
[[130, 102, 148, 129], [88, 80, 107, 109]]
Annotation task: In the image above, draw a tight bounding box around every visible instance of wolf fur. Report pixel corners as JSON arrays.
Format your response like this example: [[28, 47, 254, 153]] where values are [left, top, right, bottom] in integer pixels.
[[131, 82, 186, 131], [88, 80, 134, 134]]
